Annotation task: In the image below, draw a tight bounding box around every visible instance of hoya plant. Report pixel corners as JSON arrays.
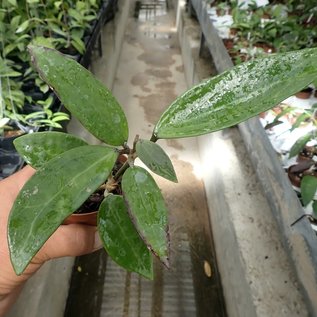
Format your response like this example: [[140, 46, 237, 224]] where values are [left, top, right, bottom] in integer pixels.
[[8, 45, 317, 279]]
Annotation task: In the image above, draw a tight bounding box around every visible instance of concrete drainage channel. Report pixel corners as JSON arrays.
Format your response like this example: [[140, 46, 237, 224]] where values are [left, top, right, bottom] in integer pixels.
[[5, 1, 314, 316]]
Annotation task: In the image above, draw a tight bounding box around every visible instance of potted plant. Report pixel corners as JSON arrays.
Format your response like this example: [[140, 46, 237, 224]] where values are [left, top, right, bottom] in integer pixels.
[[287, 115, 317, 216], [7, 45, 317, 279], [0, 113, 24, 180], [295, 86, 314, 99], [221, 1, 317, 64], [0, 0, 104, 129]]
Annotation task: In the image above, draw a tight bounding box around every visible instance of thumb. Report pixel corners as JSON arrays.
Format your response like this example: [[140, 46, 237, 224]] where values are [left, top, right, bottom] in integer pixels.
[[34, 224, 103, 263]]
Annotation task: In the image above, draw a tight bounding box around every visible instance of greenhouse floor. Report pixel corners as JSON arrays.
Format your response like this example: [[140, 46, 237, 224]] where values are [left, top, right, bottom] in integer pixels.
[[5, 1, 312, 316]]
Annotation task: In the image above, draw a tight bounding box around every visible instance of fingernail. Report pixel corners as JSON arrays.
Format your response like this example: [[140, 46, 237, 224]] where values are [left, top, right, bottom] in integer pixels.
[[93, 231, 103, 250]]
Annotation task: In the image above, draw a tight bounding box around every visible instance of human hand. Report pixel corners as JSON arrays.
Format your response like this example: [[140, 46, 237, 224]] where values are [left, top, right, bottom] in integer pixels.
[[0, 166, 102, 316]]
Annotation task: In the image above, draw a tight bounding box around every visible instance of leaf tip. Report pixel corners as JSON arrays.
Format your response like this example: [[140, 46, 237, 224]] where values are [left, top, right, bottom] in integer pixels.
[[8, 244, 27, 276], [171, 174, 178, 183], [27, 44, 44, 59], [141, 263, 154, 280]]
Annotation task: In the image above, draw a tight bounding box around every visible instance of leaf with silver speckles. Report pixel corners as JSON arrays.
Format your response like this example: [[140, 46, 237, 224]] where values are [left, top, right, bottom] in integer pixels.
[[136, 139, 177, 183], [14, 131, 87, 169], [154, 48, 317, 139], [8, 145, 118, 275], [98, 194, 153, 279], [122, 166, 170, 267], [28, 45, 128, 146]]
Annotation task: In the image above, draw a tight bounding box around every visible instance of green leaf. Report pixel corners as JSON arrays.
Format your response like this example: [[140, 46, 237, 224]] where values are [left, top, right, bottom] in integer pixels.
[[10, 15, 20, 28], [290, 112, 311, 131], [1, 70, 20, 77], [17, 34, 31, 42], [8, 145, 118, 275], [7, 0, 17, 6], [136, 139, 177, 182], [49, 23, 67, 37], [28, 45, 128, 146], [52, 115, 69, 122], [84, 15, 97, 22], [31, 36, 55, 49], [98, 194, 153, 279], [14, 132, 87, 169], [274, 106, 292, 122], [301, 175, 317, 206], [154, 48, 317, 139], [68, 8, 82, 21], [0, 118, 10, 128], [71, 38, 85, 55], [3, 43, 17, 56], [289, 132, 313, 158], [54, 1, 62, 9], [122, 166, 169, 267], [16, 20, 29, 33]]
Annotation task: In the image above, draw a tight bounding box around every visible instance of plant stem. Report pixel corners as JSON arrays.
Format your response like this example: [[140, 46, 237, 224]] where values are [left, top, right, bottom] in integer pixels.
[[133, 134, 139, 152], [114, 135, 140, 181], [41, 0, 52, 37], [113, 160, 129, 181], [61, 1, 71, 48]]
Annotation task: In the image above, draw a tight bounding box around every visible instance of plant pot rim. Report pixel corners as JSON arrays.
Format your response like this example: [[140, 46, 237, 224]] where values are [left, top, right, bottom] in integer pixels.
[[63, 210, 98, 226]]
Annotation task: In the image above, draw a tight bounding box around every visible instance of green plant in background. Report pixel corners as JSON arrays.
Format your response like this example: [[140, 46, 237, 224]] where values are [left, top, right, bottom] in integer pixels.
[[287, 104, 317, 214], [0, 57, 25, 110], [0, 56, 69, 132], [227, 0, 317, 63], [0, 0, 103, 133], [8, 46, 317, 279], [0, 57, 26, 134], [0, 0, 101, 57]]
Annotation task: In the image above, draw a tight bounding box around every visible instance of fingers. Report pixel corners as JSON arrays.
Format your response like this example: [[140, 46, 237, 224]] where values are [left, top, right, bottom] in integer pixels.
[[0, 166, 35, 226], [14, 166, 36, 191], [35, 224, 103, 263], [2, 166, 36, 202]]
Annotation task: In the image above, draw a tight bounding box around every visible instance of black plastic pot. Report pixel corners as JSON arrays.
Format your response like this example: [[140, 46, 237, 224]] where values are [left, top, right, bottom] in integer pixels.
[[0, 148, 24, 180], [0, 132, 25, 179], [24, 91, 47, 102], [59, 46, 81, 61], [0, 131, 23, 151], [21, 103, 45, 115], [22, 79, 35, 92]]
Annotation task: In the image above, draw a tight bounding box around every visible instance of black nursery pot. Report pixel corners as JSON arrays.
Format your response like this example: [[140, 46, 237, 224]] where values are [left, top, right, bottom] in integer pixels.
[[21, 103, 45, 115], [21, 79, 35, 92], [295, 87, 313, 99], [0, 129, 25, 179], [0, 147, 24, 180], [59, 46, 81, 61], [0, 133, 23, 151]]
